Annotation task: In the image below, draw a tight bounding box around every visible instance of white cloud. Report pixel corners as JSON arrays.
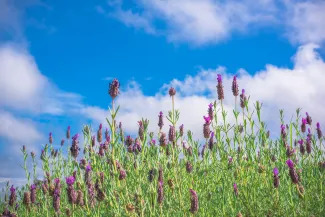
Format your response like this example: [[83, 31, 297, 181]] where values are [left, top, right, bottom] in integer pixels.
[[82, 43, 325, 141], [101, 0, 277, 45], [0, 110, 42, 145], [0, 44, 47, 112], [285, 0, 325, 44], [0, 43, 82, 115], [101, 0, 325, 46], [0, 42, 83, 184]]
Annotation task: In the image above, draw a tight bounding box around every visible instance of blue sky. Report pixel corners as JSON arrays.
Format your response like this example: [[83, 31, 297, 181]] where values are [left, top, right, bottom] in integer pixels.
[[1, 0, 325, 184]]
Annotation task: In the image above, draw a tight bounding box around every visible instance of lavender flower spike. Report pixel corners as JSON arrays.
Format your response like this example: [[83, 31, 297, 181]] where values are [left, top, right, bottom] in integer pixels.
[[233, 183, 238, 196], [86, 163, 91, 172], [216, 74, 224, 100], [66, 176, 75, 186], [286, 159, 294, 168], [273, 167, 279, 176], [158, 111, 164, 130], [232, 75, 239, 97], [203, 116, 211, 124], [273, 167, 280, 188], [189, 189, 198, 214], [316, 122, 323, 139], [109, 78, 120, 98]]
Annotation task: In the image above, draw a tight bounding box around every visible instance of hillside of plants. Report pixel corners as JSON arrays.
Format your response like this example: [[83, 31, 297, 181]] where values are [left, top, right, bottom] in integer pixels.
[[1, 76, 324, 217]]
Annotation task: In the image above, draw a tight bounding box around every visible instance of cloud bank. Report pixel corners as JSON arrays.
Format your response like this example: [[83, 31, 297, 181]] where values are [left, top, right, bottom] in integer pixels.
[[98, 0, 325, 46]]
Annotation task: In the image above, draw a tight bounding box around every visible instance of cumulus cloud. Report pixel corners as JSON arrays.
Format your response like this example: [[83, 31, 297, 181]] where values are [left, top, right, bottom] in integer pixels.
[[0, 44, 83, 184], [99, 0, 325, 46], [0, 110, 42, 146], [0, 44, 82, 115], [285, 0, 325, 44], [82, 43, 325, 140], [99, 0, 277, 45]]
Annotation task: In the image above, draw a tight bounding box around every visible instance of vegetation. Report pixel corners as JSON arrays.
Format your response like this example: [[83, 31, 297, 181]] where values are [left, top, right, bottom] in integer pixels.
[[1, 76, 324, 217]]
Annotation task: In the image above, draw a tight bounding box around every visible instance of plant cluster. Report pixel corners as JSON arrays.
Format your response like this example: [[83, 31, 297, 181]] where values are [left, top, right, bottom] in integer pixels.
[[1, 76, 325, 217]]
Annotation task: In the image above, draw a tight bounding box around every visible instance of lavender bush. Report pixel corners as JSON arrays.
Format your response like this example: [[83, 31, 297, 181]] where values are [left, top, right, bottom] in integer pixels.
[[1, 76, 325, 217]]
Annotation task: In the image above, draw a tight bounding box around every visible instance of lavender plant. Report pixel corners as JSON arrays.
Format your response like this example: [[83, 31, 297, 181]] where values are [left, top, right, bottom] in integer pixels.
[[1, 76, 325, 217]]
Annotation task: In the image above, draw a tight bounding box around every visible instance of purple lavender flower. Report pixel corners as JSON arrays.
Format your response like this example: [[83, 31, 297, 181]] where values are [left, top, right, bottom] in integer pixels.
[[233, 183, 238, 197], [306, 112, 312, 125], [179, 124, 184, 137], [30, 184, 36, 204], [169, 87, 176, 97], [158, 167, 163, 183], [53, 180, 61, 213], [133, 138, 142, 154], [87, 183, 95, 208], [159, 132, 167, 147], [23, 192, 31, 207], [189, 189, 198, 214], [286, 146, 295, 157], [281, 124, 286, 140], [273, 168, 279, 188], [203, 116, 211, 124], [76, 190, 84, 207], [86, 163, 91, 172], [316, 122, 323, 139], [66, 126, 71, 139], [158, 111, 164, 130], [150, 139, 156, 146], [273, 167, 279, 176], [148, 169, 154, 182], [286, 159, 299, 184], [49, 132, 53, 144], [240, 89, 246, 109], [119, 169, 127, 180], [168, 125, 176, 142], [72, 133, 79, 141], [138, 121, 144, 141], [157, 181, 164, 205], [203, 116, 211, 139], [201, 144, 207, 157], [97, 124, 103, 143], [98, 144, 105, 157], [186, 161, 193, 173], [208, 103, 214, 120], [105, 128, 109, 139], [298, 139, 305, 155], [66, 176, 75, 186], [9, 185, 16, 207], [216, 74, 224, 100], [67, 184, 77, 205], [286, 159, 294, 168], [109, 78, 120, 98], [125, 135, 133, 147], [208, 131, 215, 150], [91, 135, 96, 147], [301, 118, 307, 133], [228, 157, 233, 167], [306, 136, 312, 154], [85, 163, 92, 185], [232, 75, 239, 97], [70, 133, 80, 159]]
